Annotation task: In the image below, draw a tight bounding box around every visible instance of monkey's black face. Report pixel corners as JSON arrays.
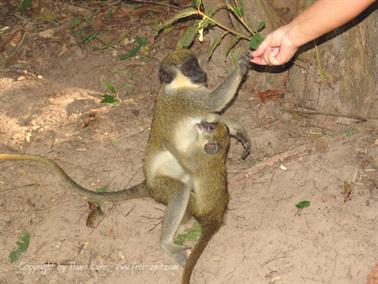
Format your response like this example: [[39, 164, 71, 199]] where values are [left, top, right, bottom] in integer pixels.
[[159, 55, 207, 85], [180, 57, 207, 84], [159, 67, 174, 84]]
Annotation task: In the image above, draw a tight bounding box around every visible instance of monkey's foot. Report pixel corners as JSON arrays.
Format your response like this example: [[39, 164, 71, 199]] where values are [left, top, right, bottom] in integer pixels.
[[161, 242, 190, 267]]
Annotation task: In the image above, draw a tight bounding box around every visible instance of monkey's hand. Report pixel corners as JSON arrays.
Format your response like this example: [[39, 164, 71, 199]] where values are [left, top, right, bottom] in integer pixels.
[[239, 52, 251, 77], [241, 141, 251, 160]]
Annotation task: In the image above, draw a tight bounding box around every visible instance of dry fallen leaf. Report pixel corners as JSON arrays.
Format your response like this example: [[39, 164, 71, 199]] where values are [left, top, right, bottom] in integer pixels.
[[257, 89, 285, 102], [86, 201, 104, 228], [39, 28, 55, 39], [343, 181, 352, 203], [81, 112, 96, 128], [9, 30, 23, 47]]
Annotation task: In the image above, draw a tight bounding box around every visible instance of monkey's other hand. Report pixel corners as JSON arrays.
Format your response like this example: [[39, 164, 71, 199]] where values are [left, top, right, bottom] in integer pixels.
[[241, 140, 251, 160], [239, 52, 251, 76], [233, 130, 251, 160]]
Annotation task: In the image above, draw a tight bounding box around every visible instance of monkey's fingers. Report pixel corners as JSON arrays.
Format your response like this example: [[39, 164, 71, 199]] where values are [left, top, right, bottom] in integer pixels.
[[238, 52, 252, 76]]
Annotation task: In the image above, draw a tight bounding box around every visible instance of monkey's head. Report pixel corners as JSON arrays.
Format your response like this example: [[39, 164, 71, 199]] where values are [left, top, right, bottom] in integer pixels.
[[197, 121, 230, 155], [159, 49, 207, 88]]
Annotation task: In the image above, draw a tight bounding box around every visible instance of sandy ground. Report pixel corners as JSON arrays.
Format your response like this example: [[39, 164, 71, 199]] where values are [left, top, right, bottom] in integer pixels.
[[0, 1, 377, 284]]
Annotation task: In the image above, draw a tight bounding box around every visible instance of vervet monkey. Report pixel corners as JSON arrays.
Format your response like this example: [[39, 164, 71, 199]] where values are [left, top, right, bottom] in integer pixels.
[[0, 49, 251, 283]]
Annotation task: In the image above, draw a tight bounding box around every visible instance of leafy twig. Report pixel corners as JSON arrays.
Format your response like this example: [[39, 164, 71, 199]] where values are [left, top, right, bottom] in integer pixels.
[[197, 9, 248, 39]]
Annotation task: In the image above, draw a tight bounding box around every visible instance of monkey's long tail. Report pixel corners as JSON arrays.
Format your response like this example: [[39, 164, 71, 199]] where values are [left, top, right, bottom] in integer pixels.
[[0, 153, 149, 201], [181, 220, 221, 284]]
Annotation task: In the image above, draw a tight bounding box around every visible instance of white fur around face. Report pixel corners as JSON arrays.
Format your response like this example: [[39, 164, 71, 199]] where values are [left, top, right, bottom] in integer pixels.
[[164, 72, 203, 93]]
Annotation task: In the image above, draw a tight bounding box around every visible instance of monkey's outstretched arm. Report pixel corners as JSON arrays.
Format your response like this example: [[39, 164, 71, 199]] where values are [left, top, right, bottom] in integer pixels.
[[0, 153, 149, 201], [207, 53, 250, 112]]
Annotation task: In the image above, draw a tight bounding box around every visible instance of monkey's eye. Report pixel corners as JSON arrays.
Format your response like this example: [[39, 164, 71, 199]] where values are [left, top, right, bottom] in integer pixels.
[[181, 58, 200, 76], [159, 68, 174, 84], [198, 121, 218, 132]]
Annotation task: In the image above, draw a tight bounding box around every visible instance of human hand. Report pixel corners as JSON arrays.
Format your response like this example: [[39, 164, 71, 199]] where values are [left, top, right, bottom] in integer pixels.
[[251, 24, 300, 66]]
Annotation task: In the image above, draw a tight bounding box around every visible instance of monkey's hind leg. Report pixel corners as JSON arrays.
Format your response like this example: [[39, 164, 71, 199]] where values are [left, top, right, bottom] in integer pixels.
[[152, 176, 192, 266]]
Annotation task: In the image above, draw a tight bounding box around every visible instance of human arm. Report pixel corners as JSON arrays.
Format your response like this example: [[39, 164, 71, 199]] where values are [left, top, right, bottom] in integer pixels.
[[251, 0, 376, 66]]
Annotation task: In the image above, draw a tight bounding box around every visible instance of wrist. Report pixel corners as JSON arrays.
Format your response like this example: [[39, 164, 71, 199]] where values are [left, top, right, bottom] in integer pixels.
[[285, 22, 306, 48]]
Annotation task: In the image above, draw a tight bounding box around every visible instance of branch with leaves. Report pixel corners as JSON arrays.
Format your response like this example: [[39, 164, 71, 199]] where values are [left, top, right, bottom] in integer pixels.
[[157, 0, 265, 59]]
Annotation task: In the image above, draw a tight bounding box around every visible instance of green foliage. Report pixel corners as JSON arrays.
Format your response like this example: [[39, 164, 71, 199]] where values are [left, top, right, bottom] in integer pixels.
[[70, 17, 81, 29], [100, 94, 119, 104], [81, 32, 100, 45], [249, 33, 263, 50], [207, 31, 229, 60], [104, 82, 116, 94], [135, 35, 148, 47], [19, 0, 32, 12], [9, 232, 30, 262], [177, 24, 198, 48], [158, 1, 266, 59], [257, 20, 266, 32], [119, 35, 148, 60], [175, 222, 202, 245], [96, 185, 108, 192], [192, 0, 202, 9], [157, 7, 198, 34], [295, 200, 311, 209], [229, 5, 244, 17], [100, 82, 120, 105]]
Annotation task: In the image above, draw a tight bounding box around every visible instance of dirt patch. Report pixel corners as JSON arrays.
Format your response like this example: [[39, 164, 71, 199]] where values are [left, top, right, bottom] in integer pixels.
[[0, 1, 377, 284]]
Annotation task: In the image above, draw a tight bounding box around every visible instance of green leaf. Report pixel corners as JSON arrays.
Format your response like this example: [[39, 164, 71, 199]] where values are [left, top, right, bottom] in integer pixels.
[[207, 31, 229, 61], [130, 3, 143, 9], [157, 8, 199, 33], [104, 82, 116, 94], [100, 94, 119, 104], [9, 232, 30, 262], [19, 0, 32, 12], [177, 24, 198, 48], [343, 129, 352, 137], [296, 200, 311, 209], [70, 17, 81, 28], [249, 33, 264, 50], [175, 222, 202, 245], [135, 35, 148, 47], [227, 4, 244, 17], [111, 138, 120, 145], [81, 32, 99, 45], [119, 46, 142, 60], [198, 17, 212, 30], [96, 186, 108, 192], [257, 21, 266, 32], [192, 0, 202, 8]]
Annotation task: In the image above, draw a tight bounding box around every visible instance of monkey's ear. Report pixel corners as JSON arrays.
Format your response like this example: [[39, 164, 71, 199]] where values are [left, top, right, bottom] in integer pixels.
[[159, 67, 174, 84]]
